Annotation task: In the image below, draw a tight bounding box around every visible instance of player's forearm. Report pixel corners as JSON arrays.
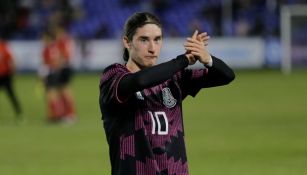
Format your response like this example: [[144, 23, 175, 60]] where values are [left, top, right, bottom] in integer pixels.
[[203, 55, 235, 87], [118, 54, 189, 96]]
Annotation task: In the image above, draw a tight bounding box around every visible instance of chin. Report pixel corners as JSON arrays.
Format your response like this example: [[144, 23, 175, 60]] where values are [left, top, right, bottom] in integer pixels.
[[147, 62, 156, 67], [142, 60, 156, 67]]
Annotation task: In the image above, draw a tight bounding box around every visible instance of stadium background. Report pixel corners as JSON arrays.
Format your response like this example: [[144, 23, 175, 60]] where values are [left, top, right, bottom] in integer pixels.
[[1, 0, 307, 175]]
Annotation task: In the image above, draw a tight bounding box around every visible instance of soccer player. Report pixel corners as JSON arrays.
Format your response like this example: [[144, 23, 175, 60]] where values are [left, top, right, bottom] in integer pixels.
[[40, 31, 64, 122], [54, 25, 76, 122], [99, 12, 235, 175], [0, 36, 22, 122], [39, 27, 76, 124]]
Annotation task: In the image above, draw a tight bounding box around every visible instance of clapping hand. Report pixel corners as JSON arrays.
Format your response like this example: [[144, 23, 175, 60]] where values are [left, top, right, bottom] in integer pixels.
[[184, 30, 212, 65]]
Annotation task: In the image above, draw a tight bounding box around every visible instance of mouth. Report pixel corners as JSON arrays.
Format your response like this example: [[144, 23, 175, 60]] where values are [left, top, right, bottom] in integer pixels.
[[145, 56, 157, 59]]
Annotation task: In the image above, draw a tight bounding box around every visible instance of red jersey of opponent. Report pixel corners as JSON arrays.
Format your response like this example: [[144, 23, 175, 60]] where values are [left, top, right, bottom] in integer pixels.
[[42, 42, 61, 70], [56, 34, 73, 63], [0, 41, 14, 76]]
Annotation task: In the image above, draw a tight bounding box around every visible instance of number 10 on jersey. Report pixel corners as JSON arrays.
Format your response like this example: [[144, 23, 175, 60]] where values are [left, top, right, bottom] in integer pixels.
[[148, 111, 169, 135]]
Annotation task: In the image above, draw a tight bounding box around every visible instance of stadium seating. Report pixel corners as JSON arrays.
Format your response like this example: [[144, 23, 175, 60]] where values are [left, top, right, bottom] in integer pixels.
[[2, 0, 306, 40]]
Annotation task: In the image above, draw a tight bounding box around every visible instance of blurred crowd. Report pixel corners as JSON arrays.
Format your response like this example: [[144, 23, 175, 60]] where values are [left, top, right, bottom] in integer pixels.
[[0, 0, 79, 39], [0, 0, 306, 40]]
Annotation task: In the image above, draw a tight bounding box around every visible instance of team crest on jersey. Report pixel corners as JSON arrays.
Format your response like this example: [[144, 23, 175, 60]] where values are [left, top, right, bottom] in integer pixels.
[[162, 87, 177, 108]]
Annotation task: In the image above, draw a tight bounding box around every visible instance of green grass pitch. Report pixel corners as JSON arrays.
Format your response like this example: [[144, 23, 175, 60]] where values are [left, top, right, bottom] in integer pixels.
[[0, 70, 307, 175]]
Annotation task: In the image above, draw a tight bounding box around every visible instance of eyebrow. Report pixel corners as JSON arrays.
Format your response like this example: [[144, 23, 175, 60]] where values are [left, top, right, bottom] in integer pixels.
[[139, 36, 149, 40], [154, 36, 162, 40], [138, 35, 162, 40]]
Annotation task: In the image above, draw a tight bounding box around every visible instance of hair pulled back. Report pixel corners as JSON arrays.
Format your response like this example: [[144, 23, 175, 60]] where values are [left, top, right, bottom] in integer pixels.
[[123, 12, 162, 61]]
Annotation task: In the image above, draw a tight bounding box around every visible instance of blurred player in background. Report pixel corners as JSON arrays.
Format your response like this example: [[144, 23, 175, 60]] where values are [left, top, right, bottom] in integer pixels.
[[0, 36, 22, 123], [99, 12, 235, 175], [54, 25, 76, 123], [39, 26, 76, 124], [39, 30, 63, 123]]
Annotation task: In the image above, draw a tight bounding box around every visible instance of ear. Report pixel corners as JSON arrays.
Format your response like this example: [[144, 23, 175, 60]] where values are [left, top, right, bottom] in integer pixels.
[[123, 36, 130, 49]]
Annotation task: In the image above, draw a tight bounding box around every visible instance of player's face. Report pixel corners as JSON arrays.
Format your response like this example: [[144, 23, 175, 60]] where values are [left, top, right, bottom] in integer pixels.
[[127, 24, 162, 68]]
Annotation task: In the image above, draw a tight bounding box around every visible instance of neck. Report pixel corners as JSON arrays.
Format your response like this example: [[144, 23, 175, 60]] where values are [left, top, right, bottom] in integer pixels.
[[126, 59, 143, 73]]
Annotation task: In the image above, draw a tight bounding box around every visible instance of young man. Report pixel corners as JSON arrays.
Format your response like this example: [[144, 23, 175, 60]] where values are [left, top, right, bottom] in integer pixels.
[[0, 37, 22, 121], [99, 12, 235, 175]]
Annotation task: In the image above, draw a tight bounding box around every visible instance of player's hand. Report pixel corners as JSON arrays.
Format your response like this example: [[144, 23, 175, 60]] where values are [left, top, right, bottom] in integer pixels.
[[184, 30, 212, 65], [197, 32, 210, 46], [184, 30, 198, 65]]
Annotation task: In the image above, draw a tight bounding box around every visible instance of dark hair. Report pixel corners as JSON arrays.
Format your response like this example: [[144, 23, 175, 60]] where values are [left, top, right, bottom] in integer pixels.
[[123, 12, 162, 61]]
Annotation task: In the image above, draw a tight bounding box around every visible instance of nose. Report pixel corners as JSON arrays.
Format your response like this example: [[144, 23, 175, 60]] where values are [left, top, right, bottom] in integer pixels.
[[148, 41, 155, 54]]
